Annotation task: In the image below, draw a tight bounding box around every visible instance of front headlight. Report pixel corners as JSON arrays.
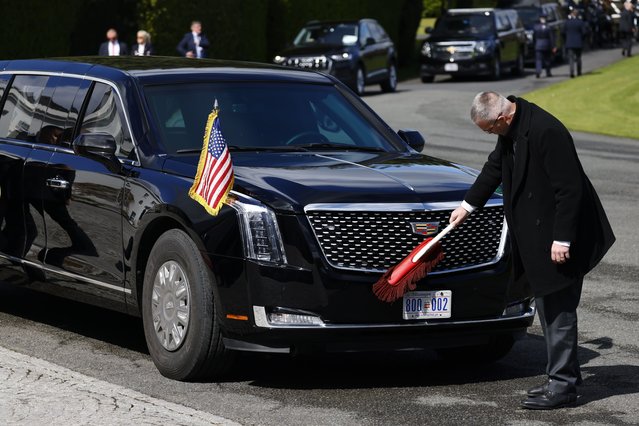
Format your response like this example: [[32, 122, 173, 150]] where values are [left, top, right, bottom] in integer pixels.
[[421, 42, 432, 57], [273, 55, 286, 64], [330, 52, 352, 61], [474, 41, 490, 54], [227, 192, 288, 264]]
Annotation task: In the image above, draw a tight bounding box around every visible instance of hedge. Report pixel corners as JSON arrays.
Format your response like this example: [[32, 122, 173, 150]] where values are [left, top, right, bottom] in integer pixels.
[[0, 0, 422, 67]]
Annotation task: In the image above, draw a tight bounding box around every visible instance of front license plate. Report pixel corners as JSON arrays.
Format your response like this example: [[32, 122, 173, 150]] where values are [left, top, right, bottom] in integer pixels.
[[444, 63, 459, 72], [403, 290, 452, 320]]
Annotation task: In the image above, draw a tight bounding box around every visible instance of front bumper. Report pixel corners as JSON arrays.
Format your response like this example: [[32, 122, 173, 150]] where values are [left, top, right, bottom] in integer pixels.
[[420, 56, 494, 77]]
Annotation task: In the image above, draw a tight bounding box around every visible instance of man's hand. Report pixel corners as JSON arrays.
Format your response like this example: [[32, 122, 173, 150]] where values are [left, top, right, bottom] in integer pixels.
[[449, 206, 470, 228], [551, 242, 570, 264]]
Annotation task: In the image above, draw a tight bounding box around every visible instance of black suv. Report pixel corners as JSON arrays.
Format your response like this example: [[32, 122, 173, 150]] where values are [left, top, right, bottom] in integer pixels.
[[0, 57, 533, 381], [273, 19, 398, 95], [420, 8, 527, 82], [508, 2, 566, 64]]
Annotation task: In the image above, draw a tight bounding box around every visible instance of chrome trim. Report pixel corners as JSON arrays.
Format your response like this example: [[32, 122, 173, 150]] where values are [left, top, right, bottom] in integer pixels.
[[0, 70, 141, 166], [305, 199, 503, 213], [0, 253, 131, 294], [304, 199, 507, 274], [252, 304, 535, 329]]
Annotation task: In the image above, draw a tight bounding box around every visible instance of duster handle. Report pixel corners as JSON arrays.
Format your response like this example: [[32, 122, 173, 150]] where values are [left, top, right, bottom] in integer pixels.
[[411, 223, 455, 263]]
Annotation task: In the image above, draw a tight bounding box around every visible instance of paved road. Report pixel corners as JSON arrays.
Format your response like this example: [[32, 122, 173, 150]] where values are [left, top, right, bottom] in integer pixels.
[[1, 47, 637, 425]]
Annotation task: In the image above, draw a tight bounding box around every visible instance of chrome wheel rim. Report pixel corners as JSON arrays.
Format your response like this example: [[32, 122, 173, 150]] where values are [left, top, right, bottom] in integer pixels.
[[151, 260, 191, 351], [356, 68, 365, 94]]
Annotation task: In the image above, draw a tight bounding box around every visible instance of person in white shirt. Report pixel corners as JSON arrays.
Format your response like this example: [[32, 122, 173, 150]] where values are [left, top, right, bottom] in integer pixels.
[[98, 28, 129, 56], [177, 21, 210, 58]]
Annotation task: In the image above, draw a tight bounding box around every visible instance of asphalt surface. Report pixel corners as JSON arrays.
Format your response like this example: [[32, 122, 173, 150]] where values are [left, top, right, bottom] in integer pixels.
[[0, 47, 637, 425]]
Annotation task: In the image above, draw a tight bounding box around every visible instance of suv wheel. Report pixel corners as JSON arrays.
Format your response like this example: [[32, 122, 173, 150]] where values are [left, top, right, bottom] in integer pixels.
[[355, 66, 366, 95], [491, 55, 502, 80], [142, 229, 234, 381], [380, 62, 397, 92]]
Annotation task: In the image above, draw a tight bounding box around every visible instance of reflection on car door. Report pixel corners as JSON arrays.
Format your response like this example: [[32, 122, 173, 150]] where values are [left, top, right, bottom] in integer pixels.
[[42, 80, 132, 305], [496, 12, 518, 62], [358, 22, 386, 80]]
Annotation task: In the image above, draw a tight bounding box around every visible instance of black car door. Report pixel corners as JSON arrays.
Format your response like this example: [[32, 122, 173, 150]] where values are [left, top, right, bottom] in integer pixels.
[[358, 22, 386, 80], [41, 80, 132, 305], [496, 12, 518, 63]]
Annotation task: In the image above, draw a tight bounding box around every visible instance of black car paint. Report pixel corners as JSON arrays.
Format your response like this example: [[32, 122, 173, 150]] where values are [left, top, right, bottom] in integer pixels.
[[0, 57, 532, 358]]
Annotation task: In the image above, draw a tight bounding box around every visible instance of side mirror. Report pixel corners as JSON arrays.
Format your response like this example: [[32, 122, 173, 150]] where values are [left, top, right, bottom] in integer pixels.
[[365, 37, 376, 46], [425, 27, 433, 34], [73, 133, 122, 173], [398, 129, 425, 152]]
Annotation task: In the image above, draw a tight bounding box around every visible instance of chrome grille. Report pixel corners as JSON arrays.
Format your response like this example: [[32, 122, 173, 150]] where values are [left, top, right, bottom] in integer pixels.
[[307, 205, 505, 273], [432, 43, 476, 61]]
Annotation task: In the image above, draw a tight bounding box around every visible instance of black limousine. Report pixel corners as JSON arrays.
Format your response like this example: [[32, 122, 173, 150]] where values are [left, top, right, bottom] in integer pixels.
[[0, 57, 533, 381]]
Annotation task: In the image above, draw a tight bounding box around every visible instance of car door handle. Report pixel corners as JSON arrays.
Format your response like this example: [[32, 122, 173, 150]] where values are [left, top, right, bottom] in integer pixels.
[[46, 177, 70, 189]]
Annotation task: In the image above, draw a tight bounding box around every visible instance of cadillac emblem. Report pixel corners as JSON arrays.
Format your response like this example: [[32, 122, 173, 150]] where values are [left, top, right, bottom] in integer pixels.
[[411, 222, 440, 236]]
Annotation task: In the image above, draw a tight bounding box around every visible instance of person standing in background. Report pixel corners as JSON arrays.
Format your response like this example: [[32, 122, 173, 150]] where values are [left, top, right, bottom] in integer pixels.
[[132, 30, 154, 56], [619, 1, 637, 57], [533, 13, 556, 78], [177, 21, 210, 58], [98, 28, 129, 56], [563, 8, 587, 78]]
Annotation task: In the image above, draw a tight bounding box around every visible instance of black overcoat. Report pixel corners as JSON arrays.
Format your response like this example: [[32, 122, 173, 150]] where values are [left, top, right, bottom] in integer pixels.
[[465, 97, 615, 296]]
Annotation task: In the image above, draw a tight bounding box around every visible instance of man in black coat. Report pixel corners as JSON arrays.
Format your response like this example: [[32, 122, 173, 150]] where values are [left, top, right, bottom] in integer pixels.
[[533, 14, 555, 78], [450, 92, 615, 410], [563, 9, 587, 77], [619, 2, 637, 57]]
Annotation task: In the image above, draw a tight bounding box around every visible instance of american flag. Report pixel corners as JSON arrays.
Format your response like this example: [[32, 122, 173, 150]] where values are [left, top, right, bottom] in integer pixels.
[[188, 105, 234, 216]]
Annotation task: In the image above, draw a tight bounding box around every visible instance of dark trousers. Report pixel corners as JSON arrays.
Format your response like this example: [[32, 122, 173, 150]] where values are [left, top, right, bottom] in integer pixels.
[[568, 48, 582, 76], [535, 50, 552, 76], [620, 31, 634, 56], [535, 278, 584, 394]]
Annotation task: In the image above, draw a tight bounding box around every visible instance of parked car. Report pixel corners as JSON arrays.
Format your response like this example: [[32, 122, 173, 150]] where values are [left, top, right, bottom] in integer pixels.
[[420, 8, 527, 82], [509, 2, 567, 64], [0, 57, 534, 381], [273, 19, 398, 95]]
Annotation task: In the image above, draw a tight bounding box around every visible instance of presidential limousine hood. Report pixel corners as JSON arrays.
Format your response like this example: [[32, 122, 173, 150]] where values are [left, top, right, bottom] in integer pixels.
[[162, 150, 483, 213]]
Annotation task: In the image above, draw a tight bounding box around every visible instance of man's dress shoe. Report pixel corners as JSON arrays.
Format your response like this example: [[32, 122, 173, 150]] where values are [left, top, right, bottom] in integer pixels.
[[521, 390, 577, 410], [527, 382, 549, 397]]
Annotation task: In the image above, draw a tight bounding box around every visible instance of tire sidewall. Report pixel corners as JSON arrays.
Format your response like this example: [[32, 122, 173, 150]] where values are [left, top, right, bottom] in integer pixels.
[[142, 229, 215, 380]]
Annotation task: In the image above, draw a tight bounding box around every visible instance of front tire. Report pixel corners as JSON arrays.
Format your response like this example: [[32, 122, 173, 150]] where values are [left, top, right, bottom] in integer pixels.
[[355, 65, 366, 95], [380, 62, 398, 92], [142, 229, 234, 381], [512, 51, 525, 76], [491, 54, 502, 80]]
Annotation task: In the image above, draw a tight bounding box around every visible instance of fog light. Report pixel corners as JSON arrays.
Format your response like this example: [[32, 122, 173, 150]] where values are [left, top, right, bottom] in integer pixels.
[[253, 306, 324, 327], [502, 302, 526, 317]]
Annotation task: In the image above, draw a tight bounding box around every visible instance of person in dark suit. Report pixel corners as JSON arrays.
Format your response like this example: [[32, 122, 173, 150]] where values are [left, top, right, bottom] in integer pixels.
[[176, 21, 210, 58], [450, 92, 615, 410], [619, 2, 637, 57], [98, 28, 129, 56], [533, 14, 555, 78], [131, 30, 154, 56], [563, 9, 587, 78]]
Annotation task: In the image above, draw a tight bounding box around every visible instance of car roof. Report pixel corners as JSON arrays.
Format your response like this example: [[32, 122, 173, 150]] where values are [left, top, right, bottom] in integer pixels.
[[0, 56, 334, 85]]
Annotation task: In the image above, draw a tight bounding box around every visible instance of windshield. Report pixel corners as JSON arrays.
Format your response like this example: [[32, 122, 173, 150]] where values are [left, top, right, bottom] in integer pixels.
[[433, 13, 495, 36], [143, 82, 399, 154], [293, 23, 358, 47], [516, 8, 541, 28]]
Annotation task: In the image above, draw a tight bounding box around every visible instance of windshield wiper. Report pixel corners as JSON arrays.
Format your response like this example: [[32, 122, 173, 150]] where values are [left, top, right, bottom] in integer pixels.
[[291, 143, 386, 152]]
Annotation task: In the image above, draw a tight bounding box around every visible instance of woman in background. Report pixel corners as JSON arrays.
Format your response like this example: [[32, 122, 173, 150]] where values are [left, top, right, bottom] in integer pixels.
[[132, 30, 154, 56]]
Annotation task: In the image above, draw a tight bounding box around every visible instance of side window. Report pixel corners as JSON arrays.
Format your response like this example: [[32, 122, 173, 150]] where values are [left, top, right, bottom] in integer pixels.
[[496, 14, 512, 31], [0, 75, 50, 141], [373, 23, 388, 42], [36, 77, 89, 147], [359, 23, 371, 45], [80, 82, 134, 159], [0, 74, 10, 104]]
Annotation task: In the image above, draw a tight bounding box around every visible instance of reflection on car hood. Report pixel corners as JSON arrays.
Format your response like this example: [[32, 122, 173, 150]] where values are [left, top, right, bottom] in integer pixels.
[[163, 151, 485, 213], [277, 45, 349, 57]]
